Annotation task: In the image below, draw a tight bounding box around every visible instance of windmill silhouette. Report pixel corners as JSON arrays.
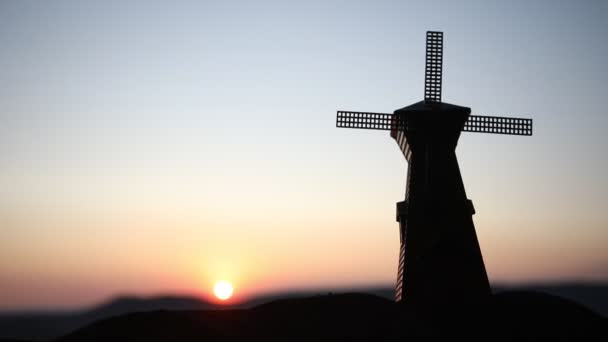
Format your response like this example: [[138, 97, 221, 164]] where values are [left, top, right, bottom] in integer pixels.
[[336, 31, 533, 309]]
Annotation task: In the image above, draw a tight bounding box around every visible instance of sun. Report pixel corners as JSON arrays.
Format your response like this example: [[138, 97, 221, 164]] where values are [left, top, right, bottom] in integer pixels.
[[213, 280, 234, 300]]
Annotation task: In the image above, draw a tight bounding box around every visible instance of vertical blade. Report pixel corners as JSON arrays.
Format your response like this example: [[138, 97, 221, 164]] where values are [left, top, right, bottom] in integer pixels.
[[424, 31, 443, 103]]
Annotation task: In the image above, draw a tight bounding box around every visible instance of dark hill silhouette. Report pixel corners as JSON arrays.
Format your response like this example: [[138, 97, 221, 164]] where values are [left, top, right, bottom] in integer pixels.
[[56, 293, 397, 342], [54, 291, 606, 342], [485, 291, 605, 339], [1, 284, 607, 341]]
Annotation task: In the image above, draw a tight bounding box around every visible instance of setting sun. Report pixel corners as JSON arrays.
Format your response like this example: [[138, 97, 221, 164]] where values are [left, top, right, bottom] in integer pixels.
[[213, 281, 234, 300]]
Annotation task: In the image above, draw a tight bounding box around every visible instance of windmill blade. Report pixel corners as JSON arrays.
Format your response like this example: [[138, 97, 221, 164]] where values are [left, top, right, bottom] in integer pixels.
[[336, 111, 396, 130], [424, 31, 443, 103], [464, 115, 533, 136]]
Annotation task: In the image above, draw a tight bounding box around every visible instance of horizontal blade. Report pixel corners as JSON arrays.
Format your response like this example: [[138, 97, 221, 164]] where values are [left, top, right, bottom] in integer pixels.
[[336, 111, 394, 130], [464, 115, 533, 136]]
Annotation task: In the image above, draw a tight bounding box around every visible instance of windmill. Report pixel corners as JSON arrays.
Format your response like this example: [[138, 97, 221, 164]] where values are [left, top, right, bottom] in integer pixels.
[[336, 31, 533, 308]]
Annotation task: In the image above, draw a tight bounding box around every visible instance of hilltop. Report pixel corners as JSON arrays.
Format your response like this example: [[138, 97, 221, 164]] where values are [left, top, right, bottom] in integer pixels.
[[55, 291, 605, 341], [1, 283, 607, 341]]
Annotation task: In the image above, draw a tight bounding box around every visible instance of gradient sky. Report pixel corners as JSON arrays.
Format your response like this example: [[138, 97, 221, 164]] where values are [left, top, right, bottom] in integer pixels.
[[1, 0, 607, 310]]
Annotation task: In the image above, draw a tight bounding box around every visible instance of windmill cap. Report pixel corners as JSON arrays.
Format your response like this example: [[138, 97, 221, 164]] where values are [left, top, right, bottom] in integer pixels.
[[394, 101, 471, 115]]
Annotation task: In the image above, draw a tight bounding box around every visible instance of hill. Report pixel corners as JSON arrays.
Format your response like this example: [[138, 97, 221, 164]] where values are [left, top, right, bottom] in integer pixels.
[[1, 283, 607, 341], [55, 291, 606, 341]]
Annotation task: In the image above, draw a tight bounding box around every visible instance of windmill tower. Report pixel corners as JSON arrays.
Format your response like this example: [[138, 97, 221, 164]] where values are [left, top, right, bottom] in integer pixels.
[[336, 31, 533, 309]]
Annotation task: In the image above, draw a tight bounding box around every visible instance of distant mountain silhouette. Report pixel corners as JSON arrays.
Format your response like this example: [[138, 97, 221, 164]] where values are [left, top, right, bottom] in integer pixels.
[[495, 283, 608, 317], [1, 283, 607, 341], [0, 296, 214, 341]]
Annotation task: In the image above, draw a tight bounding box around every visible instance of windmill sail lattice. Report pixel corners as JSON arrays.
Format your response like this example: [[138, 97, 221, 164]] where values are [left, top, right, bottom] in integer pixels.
[[424, 31, 443, 103], [336, 111, 532, 136]]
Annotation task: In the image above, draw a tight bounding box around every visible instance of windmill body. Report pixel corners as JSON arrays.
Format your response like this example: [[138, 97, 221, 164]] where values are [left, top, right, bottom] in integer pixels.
[[391, 100, 490, 307], [336, 31, 532, 309]]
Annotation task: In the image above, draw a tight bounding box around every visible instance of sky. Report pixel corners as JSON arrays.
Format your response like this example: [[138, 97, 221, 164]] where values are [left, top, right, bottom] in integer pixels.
[[1, 0, 607, 310]]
